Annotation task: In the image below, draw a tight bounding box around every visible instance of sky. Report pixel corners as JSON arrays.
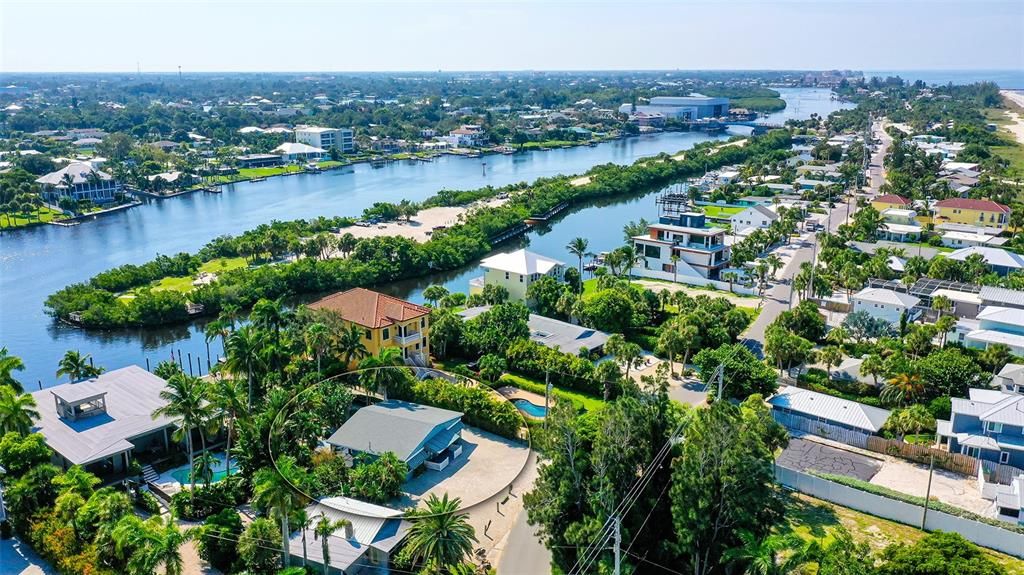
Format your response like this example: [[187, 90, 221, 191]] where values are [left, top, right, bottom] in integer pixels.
[[1, 0, 1022, 73]]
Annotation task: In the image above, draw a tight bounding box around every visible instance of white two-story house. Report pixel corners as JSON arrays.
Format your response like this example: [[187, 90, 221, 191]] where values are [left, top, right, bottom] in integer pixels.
[[630, 212, 730, 285], [471, 249, 565, 302]]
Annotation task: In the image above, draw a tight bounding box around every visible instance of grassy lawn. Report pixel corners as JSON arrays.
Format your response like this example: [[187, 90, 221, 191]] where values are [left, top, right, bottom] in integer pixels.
[[210, 165, 305, 183], [993, 144, 1024, 173], [317, 160, 347, 169], [126, 257, 248, 296], [0, 206, 63, 229], [701, 205, 745, 218], [499, 373, 607, 412], [782, 493, 1024, 574]]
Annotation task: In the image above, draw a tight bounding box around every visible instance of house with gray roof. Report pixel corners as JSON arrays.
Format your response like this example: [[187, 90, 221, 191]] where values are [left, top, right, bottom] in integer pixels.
[[457, 306, 610, 355], [35, 161, 122, 204], [29, 366, 176, 475], [937, 387, 1024, 468], [290, 496, 410, 573], [327, 400, 463, 475], [767, 386, 892, 435]]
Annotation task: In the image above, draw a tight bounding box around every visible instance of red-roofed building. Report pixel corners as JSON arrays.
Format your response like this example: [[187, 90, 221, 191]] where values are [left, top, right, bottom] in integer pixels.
[[870, 194, 912, 212], [308, 288, 431, 366], [934, 198, 1011, 229]]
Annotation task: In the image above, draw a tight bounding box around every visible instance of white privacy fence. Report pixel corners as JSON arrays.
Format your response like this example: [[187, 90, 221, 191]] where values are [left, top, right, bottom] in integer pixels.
[[775, 465, 1024, 558]]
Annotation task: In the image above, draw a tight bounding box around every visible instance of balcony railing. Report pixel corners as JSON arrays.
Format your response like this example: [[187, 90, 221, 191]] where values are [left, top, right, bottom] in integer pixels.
[[395, 331, 422, 345], [678, 241, 725, 252]]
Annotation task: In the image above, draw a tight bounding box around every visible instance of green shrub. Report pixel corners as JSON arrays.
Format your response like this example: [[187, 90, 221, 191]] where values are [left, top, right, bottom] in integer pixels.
[[396, 377, 522, 439], [135, 489, 161, 514], [171, 476, 250, 520]]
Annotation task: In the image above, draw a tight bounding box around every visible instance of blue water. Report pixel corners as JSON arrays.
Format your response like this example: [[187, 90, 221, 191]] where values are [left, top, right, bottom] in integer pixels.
[[513, 398, 548, 418], [0, 88, 849, 389], [863, 70, 1024, 89]]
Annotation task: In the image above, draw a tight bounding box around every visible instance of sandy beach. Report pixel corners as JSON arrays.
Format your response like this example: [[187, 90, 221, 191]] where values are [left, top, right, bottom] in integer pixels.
[[331, 197, 509, 245], [999, 90, 1024, 145]]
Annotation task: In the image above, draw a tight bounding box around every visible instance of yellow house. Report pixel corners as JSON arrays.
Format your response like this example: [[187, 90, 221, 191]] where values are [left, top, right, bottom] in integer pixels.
[[933, 198, 1011, 229], [308, 287, 431, 366], [870, 194, 912, 213]]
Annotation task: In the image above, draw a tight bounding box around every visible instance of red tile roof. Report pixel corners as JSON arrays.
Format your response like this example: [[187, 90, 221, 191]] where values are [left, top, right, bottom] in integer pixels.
[[934, 198, 1011, 213], [308, 288, 429, 329], [872, 194, 911, 206]]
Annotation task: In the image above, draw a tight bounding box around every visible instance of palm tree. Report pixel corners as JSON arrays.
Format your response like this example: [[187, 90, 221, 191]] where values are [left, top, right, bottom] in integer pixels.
[[0, 347, 26, 392], [881, 373, 924, 407], [825, 326, 849, 348], [670, 253, 681, 284], [314, 513, 353, 575], [337, 324, 369, 369], [56, 350, 103, 382], [819, 346, 843, 376], [251, 298, 290, 374], [722, 271, 739, 293], [253, 456, 308, 569], [980, 343, 1013, 375], [935, 314, 956, 347], [860, 353, 885, 386], [192, 450, 218, 486], [299, 321, 329, 374], [211, 377, 245, 479], [722, 531, 814, 575], [225, 325, 266, 409], [152, 373, 212, 494], [219, 303, 241, 332], [566, 237, 589, 280], [204, 318, 231, 363], [0, 386, 39, 435], [358, 347, 405, 400], [136, 514, 193, 575], [404, 493, 478, 571], [932, 294, 952, 318], [763, 253, 783, 280]]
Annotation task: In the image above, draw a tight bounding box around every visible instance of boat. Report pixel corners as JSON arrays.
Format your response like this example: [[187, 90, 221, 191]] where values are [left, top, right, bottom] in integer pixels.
[[250, 177, 267, 182], [203, 186, 222, 194]]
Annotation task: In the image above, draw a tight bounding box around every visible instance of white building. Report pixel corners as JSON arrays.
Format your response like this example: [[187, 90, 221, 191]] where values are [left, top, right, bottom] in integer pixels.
[[728, 205, 778, 233], [295, 126, 354, 153], [35, 162, 122, 205], [442, 125, 486, 147], [617, 95, 729, 120], [941, 231, 1008, 249], [950, 306, 1024, 356], [851, 287, 921, 324], [947, 246, 1024, 277], [470, 249, 565, 302], [879, 208, 922, 242], [630, 220, 734, 287], [272, 142, 326, 162]]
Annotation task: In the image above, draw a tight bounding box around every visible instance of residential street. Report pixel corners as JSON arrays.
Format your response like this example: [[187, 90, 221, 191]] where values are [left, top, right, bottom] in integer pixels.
[[742, 119, 888, 355]]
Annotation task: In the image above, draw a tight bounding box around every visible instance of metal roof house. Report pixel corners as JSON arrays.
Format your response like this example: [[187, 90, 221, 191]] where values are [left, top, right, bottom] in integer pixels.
[[768, 386, 892, 435], [290, 496, 410, 574], [458, 305, 610, 355], [937, 386, 1024, 468], [327, 400, 463, 476], [29, 366, 175, 475]]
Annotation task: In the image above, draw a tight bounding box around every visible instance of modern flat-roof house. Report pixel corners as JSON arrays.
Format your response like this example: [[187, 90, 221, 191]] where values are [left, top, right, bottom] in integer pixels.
[[768, 386, 891, 435], [937, 388, 1024, 467], [947, 246, 1024, 276], [618, 95, 729, 120], [29, 366, 175, 475], [941, 231, 1008, 249], [630, 218, 731, 284], [291, 496, 409, 574], [327, 400, 463, 476], [308, 288, 431, 366], [950, 306, 1024, 356], [933, 198, 1011, 229], [851, 287, 921, 325], [272, 142, 325, 162], [295, 126, 355, 153], [471, 249, 565, 302], [457, 306, 610, 355], [728, 205, 778, 233], [36, 162, 122, 205], [236, 153, 282, 168]]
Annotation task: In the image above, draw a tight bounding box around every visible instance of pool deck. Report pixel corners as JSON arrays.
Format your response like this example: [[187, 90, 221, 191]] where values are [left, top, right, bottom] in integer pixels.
[[154, 452, 236, 494], [496, 385, 555, 417]]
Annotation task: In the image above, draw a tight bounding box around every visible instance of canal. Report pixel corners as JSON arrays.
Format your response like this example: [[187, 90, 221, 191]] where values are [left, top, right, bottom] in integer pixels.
[[0, 88, 850, 388]]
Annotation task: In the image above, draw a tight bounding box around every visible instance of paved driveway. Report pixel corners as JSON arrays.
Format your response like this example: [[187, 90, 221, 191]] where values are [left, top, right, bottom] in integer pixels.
[[777, 438, 882, 481]]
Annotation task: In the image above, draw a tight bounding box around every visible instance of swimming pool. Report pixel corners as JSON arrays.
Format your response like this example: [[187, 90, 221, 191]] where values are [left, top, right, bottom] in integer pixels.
[[166, 453, 237, 486], [513, 398, 548, 418]]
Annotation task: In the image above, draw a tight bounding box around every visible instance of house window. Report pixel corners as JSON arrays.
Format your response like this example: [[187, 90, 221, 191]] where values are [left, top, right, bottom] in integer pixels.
[[421, 318, 425, 328], [505, 271, 510, 280], [988, 422, 1004, 434], [519, 274, 523, 282], [382, 328, 390, 340], [1000, 451, 1011, 464], [364, 329, 372, 340]]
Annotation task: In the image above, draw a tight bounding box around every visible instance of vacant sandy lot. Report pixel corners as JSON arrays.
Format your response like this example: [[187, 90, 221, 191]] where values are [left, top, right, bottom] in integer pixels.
[[332, 197, 508, 245], [998, 90, 1024, 145]]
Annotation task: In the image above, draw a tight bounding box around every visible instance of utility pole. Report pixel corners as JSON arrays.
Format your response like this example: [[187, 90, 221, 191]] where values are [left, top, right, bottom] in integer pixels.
[[715, 363, 725, 401], [921, 452, 935, 529], [613, 514, 622, 575]]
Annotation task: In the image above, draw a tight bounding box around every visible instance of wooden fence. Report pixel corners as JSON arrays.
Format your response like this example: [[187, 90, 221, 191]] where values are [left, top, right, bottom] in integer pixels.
[[774, 411, 1024, 484]]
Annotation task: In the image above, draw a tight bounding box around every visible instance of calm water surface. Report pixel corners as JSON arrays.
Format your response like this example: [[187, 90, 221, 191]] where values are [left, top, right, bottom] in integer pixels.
[[0, 88, 849, 388]]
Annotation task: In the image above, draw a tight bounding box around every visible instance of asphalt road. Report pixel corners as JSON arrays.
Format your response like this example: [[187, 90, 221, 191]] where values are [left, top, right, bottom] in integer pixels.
[[497, 508, 553, 575], [743, 119, 889, 356]]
